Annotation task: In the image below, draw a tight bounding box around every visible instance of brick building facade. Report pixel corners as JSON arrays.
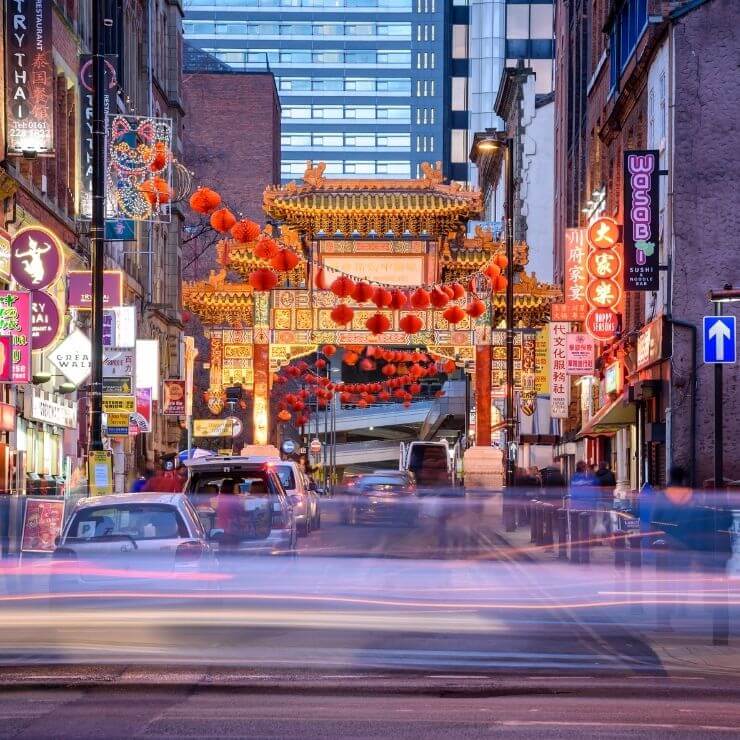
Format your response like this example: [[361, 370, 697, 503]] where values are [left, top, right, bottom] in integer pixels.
[[182, 53, 281, 450], [553, 0, 739, 488]]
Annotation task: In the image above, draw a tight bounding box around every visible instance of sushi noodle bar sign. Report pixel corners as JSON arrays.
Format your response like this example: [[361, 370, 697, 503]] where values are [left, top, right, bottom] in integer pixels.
[[4, 0, 55, 155]]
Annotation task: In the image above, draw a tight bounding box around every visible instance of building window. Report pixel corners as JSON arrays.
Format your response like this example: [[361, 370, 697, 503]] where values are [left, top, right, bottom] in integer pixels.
[[608, 0, 648, 91], [451, 129, 467, 163], [451, 77, 467, 111], [452, 24, 467, 59]]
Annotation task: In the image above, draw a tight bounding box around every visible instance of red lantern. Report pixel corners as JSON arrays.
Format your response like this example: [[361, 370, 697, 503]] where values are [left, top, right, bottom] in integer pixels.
[[351, 281, 374, 303], [468, 276, 478, 294], [315, 266, 328, 290], [394, 388, 406, 399], [443, 305, 466, 324], [409, 383, 422, 395], [343, 350, 359, 366], [378, 390, 391, 402], [340, 392, 352, 404], [430, 286, 450, 309], [189, 187, 221, 214], [315, 358, 327, 369], [210, 207, 237, 233], [483, 262, 501, 280], [443, 285, 456, 299], [357, 399, 368, 409], [410, 287, 431, 309], [149, 141, 170, 172], [365, 313, 390, 335], [331, 276, 355, 298], [322, 344, 336, 357], [277, 410, 291, 422], [292, 400, 305, 412], [360, 357, 375, 371], [254, 236, 280, 261], [493, 275, 508, 293], [494, 253, 509, 270], [371, 287, 392, 309], [270, 249, 300, 272], [231, 219, 261, 243], [408, 363, 423, 378], [443, 359, 457, 374], [248, 268, 278, 292], [451, 282, 466, 300], [465, 298, 486, 318], [381, 363, 397, 377], [389, 289, 408, 310], [296, 415, 308, 426], [330, 303, 354, 326], [139, 176, 172, 206], [399, 314, 422, 334]]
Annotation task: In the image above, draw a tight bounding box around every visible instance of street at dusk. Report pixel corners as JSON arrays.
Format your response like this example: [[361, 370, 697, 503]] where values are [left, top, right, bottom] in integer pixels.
[[0, 0, 738, 737]]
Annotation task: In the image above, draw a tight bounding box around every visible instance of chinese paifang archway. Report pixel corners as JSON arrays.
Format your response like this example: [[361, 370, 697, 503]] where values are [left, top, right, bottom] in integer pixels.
[[183, 161, 560, 482]]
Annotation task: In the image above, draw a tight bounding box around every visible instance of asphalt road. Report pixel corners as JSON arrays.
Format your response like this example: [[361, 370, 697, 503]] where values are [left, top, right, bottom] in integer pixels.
[[1, 680, 739, 738]]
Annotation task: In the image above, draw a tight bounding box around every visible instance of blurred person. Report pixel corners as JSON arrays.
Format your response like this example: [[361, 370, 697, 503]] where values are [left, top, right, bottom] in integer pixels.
[[593, 461, 616, 538], [594, 461, 616, 488], [540, 465, 567, 502], [144, 455, 183, 493], [131, 463, 155, 493]]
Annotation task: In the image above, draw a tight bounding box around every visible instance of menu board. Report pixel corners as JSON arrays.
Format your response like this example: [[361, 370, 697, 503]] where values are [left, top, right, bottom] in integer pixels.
[[21, 498, 65, 553]]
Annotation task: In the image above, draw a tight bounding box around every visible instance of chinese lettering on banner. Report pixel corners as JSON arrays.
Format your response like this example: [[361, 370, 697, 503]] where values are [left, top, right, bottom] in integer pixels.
[[5, 0, 54, 155], [534, 324, 549, 394], [549, 322, 570, 418], [566, 333, 595, 375], [563, 228, 589, 320], [491, 330, 523, 396], [623, 150, 660, 291], [0, 291, 32, 383]]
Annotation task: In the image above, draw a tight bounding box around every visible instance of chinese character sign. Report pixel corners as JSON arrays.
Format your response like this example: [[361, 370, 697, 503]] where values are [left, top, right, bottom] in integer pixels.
[[566, 333, 595, 375], [0, 291, 32, 383], [107, 114, 173, 222], [585, 216, 622, 341], [563, 228, 588, 318], [534, 324, 549, 394], [549, 321, 570, 419], [623, 150, 660, 291], [5, 0, 54, 155]]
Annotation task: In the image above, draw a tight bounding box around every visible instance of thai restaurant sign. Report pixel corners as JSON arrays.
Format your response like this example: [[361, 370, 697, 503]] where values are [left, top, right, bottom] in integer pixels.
[[68, 271, 123, 309], [623, 150, 660, 291], [549, 322, 570, 418], [565, 333, 595, 375], [5, 0, 55, 155]]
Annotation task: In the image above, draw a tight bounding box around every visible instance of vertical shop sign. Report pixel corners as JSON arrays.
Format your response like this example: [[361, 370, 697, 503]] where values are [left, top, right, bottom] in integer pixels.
[[549, 322, 570, 418], [0, 290, 32, 383], [563, 228, 589, 320], [623, 150, 660, 291], [534, 324, 549, 394], [79, 54, 117, 218], [585, 216, 622, 341], [5, 0, 54, 155]]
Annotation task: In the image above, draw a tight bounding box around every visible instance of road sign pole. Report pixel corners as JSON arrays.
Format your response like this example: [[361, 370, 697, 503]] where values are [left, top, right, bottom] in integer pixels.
[[714, 302, 724, 489]]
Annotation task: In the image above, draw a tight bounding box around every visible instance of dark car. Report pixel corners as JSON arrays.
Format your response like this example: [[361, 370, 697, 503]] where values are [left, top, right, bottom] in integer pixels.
[[345, 474, 418, 527]]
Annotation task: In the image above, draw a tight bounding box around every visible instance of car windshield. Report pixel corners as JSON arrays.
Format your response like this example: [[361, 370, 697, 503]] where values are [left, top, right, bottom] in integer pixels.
[[358, 476, 409, 488], [67, 504, 186, 541], [188, 472, 271, 496]]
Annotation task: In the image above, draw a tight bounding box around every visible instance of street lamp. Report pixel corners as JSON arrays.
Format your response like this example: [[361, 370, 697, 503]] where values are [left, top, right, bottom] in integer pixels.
[[473, 133, 516, 488]]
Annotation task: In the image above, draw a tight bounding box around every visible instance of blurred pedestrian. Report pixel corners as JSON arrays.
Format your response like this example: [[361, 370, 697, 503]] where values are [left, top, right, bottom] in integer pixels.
[[593, 461, 616, 537], [131, 463, 155, 493], [144, 455, 183, 493]]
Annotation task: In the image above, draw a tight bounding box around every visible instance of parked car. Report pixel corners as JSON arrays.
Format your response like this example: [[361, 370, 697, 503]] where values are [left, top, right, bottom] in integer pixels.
[[51, 493, 213, 591], [272, 461, 315, 536], [344, 473, 418, 527], [184, 456, 297, 555]]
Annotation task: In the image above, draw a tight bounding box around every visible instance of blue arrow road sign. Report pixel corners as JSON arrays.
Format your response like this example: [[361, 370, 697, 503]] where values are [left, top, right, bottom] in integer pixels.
[[703, 316, 736, 364]]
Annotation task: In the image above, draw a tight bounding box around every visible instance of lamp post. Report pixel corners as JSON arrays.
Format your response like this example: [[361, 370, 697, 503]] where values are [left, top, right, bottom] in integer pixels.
[[89, 1, 110, 452], [474, 133, 516, 487]]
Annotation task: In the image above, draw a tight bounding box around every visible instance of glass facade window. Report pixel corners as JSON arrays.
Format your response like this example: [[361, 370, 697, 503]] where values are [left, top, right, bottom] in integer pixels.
[[281, 159, 411, 177], [608, 0, 648, 89], [451, 77, 467, 111], [184, 20, 411, 39], [452, 24, 467, 59], [282, 133, 411, 149], [186, 0, 412, 7], [450, 129, 467, 163], [282, 104, 411, 121]]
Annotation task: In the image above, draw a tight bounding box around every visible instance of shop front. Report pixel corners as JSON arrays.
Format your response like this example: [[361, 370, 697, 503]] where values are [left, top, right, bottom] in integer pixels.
[[19, 390, 78, 495]]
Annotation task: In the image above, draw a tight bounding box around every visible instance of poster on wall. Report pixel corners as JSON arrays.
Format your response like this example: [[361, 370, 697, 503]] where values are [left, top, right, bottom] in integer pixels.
[[5, 0, 55, 155], [162, 379, 186, 416], [21, 498, 65, 553], [623, 150, 660, 291], [549, 322, 570, 419], [565, 333, 595, 375], [0, 290, 32, 383], [563, 228, 589, 320]]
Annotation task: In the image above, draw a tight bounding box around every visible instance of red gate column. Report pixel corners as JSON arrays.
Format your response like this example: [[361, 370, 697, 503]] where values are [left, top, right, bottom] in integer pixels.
[[463, 337, 503, 490], [475, 343, 492, 446], [252, 342, 270, 445]]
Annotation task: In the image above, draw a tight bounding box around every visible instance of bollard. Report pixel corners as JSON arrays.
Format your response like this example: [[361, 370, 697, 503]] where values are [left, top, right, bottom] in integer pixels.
[[557, 508, 568, 560], [569, 509, 581, 563], [530, 501, 538, 543], [542, 503, 554, 547], [579, 511, 591, 564], [614, 526, 626, 569]]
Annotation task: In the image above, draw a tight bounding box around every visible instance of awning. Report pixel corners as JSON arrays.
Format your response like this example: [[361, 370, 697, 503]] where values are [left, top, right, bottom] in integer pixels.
[[577, 391, 636, 438]]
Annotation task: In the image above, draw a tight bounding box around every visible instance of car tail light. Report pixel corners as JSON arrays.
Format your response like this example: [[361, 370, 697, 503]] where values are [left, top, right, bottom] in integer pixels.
[[175, 540, 205, 563]]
